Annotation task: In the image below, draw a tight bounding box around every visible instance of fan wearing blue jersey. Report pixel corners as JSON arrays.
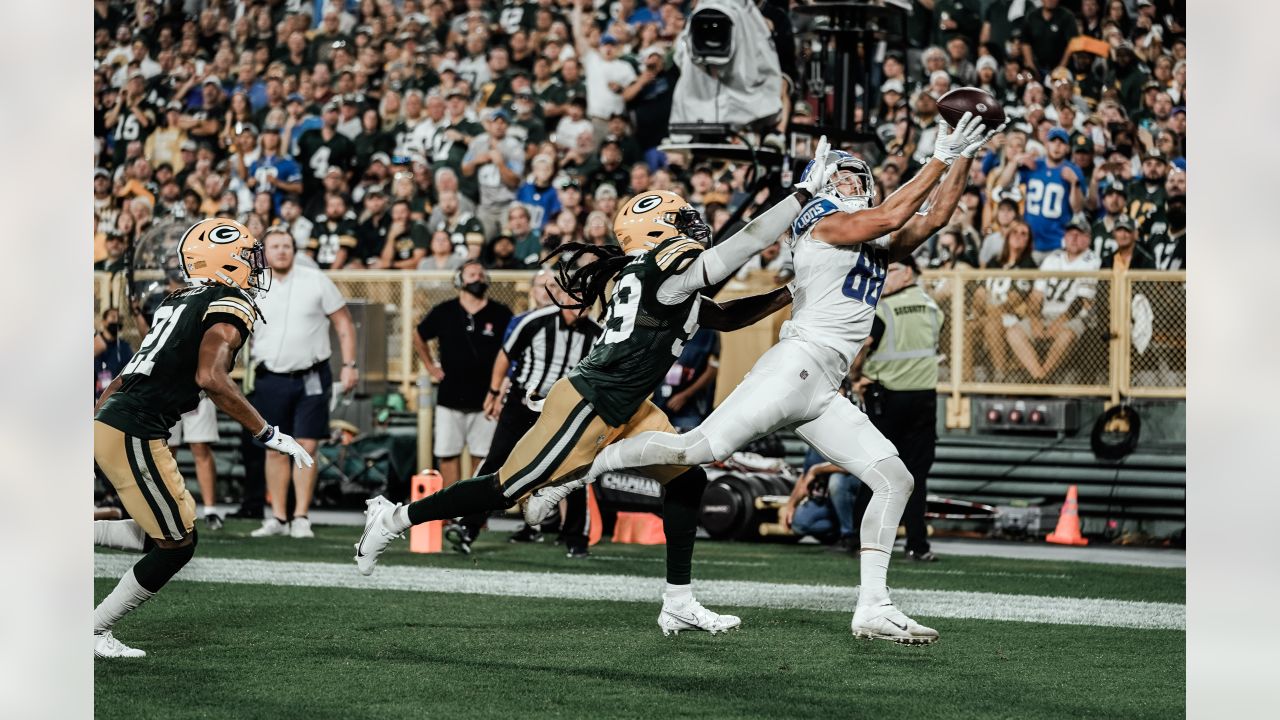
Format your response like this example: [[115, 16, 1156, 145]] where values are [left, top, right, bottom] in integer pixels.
[[531, 114, 1002, 645], [996, 127, 1085, 261]]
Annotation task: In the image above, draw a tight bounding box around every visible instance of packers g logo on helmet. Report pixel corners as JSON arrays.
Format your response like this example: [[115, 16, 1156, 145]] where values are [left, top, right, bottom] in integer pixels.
[[177, 218, 270, 296], [612, 190, 711, 254]]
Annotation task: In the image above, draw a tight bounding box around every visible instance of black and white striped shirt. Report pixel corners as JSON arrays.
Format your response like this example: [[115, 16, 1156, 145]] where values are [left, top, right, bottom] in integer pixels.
[[504, 306, 603, 398]]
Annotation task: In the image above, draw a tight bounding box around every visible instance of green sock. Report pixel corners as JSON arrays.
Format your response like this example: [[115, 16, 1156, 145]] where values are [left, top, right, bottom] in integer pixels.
[[405, 474, 510, 526]]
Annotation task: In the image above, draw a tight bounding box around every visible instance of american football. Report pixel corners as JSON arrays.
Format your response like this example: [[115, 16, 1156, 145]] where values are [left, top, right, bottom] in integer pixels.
[[937, 87, 1006, 129]]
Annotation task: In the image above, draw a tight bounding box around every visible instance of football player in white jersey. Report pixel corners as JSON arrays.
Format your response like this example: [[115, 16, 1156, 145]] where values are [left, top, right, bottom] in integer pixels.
[[527, 113, 1001, 645]]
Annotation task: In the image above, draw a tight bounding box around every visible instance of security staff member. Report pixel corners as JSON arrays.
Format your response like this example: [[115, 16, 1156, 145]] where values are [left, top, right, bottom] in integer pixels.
[[850, 254, 943, 562], [450, 271, 603, 557]]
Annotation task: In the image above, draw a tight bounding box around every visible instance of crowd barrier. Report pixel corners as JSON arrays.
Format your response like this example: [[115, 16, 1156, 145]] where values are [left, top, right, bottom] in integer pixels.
[[94, 267, 1186, 424]]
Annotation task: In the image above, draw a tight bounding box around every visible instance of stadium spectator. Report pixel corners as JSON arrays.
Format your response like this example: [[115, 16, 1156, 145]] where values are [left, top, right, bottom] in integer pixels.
[[1022, 0, 1079, 75], [249, 228, 359, 539], [995, 127, 1084, 261], [307, 193, 359, 270], [379, 196, 431, 270], [973, 220, 1037, 381], [572, 2, 636, 144], [653, 329, 720, 433], [430, 189, 486, 259], [1007, 217, 1102, 381], [413, 260, 513, 488], [1100, 214, 1154, 270], [507, 204, 543, 266], [412, 226, 462, 272], [94, 307, 133, 401], [461, 108, 525, 240], [94, 233, 128, 273]]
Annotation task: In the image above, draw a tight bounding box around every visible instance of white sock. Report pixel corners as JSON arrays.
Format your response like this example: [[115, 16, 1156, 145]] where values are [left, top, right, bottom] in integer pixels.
[[93, 520, 146, 552], [858, 549, 891, 607], [663, 583, 693, 604], [93, 568, 156, 634], [202, 505, 216, 517], [387, 505, 412, 533]]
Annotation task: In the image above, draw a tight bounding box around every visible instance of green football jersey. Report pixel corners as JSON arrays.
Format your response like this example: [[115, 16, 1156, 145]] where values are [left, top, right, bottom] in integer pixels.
[[569, 237, 704, 427], [96, 284, 257, 439]]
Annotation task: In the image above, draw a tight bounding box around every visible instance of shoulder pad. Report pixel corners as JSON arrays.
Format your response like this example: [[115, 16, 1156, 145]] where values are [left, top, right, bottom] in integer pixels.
[[792, 196, 841, 237], [653, 236, 703, 271]]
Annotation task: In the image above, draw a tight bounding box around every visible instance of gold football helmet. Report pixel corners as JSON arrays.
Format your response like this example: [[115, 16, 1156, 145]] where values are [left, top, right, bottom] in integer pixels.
[[177, 218, 269, 295], [612, 190, 712, 254]]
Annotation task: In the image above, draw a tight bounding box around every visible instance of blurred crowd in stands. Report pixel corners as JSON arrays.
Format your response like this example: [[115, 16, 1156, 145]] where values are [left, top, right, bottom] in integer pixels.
[[92, 0, 1185, 279]]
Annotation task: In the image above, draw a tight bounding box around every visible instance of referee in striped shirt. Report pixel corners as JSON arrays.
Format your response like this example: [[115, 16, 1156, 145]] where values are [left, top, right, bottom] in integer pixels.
[[447, 271, 604, 557]]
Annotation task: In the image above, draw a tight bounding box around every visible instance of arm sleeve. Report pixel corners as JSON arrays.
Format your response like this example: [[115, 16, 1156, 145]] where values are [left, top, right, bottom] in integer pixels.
[[655, 194, 803, 305]]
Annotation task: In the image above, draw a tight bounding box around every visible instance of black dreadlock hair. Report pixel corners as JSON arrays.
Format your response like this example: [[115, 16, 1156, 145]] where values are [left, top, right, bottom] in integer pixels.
[[541, 241, 634, 312]]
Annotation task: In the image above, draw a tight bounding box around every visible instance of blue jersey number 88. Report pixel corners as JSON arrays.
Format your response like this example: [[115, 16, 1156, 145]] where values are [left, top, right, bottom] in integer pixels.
[[841, 245, 889, 306]]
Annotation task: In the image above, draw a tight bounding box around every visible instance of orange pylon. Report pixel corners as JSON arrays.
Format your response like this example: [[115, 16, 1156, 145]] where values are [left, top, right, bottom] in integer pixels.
[[611, 512, 666, 545], [409, 470, 443, 553], [1046, 484, 1089, 546]]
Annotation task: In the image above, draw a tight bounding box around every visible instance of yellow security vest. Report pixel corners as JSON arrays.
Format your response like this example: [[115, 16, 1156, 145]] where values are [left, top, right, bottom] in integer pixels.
[[863, 283, 942, 391]]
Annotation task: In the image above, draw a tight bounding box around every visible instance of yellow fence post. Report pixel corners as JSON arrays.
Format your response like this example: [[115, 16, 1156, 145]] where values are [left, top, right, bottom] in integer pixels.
[[947, 268, 969, 428], [400, 274, 414, 405]]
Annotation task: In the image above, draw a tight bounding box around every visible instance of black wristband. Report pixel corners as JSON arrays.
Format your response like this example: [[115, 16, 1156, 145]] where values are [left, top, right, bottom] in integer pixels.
[[488, 388, 501, 396], [255, 424, 275, 443], [343, 361, 357, 368], [794, 188, 813, 204]]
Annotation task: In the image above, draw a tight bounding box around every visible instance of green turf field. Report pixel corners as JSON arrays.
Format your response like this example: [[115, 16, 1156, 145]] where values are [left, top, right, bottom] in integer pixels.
[[95, 520, 1185, 719]]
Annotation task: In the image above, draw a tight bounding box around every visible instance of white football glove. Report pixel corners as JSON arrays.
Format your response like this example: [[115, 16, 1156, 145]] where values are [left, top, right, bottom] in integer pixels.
[[794, 135, 834, 195], [960, 121, 1008, 159], [259, 425, 314, 468], [932, 112, 988, 166]]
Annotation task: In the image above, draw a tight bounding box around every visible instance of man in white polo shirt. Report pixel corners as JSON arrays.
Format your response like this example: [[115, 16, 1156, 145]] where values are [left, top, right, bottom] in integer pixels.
[[248, 227, 359, 539], [572, 3, 636, 148]]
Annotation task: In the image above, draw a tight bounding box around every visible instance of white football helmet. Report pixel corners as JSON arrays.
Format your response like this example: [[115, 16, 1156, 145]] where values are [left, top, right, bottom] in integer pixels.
[[819, 150, 877, 212]]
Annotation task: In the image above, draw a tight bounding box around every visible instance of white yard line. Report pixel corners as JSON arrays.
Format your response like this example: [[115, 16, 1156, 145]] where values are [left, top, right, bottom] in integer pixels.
[[94, 554, 1184, 631]]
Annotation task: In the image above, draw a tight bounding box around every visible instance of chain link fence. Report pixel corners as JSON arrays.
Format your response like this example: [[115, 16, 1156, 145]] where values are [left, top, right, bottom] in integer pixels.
[[95, 269, 1186, 402], [1122, 271, 1188, 396]]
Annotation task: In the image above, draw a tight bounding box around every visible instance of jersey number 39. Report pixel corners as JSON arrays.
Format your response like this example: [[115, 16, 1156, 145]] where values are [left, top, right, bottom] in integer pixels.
[[842, 246, 888, 307]]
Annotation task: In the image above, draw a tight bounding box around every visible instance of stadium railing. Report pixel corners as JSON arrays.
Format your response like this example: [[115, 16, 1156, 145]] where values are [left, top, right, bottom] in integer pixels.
[[94, 268, 1187, 422]]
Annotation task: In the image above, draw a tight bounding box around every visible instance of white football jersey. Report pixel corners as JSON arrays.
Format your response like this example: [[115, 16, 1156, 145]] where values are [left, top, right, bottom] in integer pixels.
[[779, 195, 892, 369], [1035, 248, 1101, 319]]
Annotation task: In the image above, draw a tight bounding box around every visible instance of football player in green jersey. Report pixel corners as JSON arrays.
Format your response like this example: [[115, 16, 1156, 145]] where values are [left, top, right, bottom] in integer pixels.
[[354, 139, 836, 635], [93, 219, 314, 658]]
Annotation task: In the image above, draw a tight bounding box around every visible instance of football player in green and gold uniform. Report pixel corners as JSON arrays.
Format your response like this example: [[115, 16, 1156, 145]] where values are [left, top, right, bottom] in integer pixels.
[[93, 219, 314, 658], [354, 139, 836, 635]]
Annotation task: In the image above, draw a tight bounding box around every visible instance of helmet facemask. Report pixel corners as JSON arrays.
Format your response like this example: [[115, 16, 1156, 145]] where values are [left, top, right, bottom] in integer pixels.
[[670, 206, 712, 246], [242, 241, 271, 296], [822, 155, 877, 212]]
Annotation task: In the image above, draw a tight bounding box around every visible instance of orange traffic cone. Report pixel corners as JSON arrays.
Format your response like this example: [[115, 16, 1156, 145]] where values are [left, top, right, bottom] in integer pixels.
[[1046, 484, 1088, 546], [586, 484, 603, 547], [611, 512, 666, 545], [409, 470, 443, 553]]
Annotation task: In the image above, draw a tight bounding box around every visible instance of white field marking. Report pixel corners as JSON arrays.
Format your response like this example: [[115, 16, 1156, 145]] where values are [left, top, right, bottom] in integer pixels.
[[94, 554, 1184, 631], [586, 555, 769, 567], [890, 567, 1071, 580]]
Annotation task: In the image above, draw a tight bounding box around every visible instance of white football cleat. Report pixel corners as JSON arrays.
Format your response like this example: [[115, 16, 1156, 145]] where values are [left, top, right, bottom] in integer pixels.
[[523, 479, 585, 526], [658, 598, 742, 636], [95, 630, 146, 658], [850, 601, 939, 645], [354, 496, 402, 576], [250, 517, 288, 537], [289, 516, 314, 539]]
